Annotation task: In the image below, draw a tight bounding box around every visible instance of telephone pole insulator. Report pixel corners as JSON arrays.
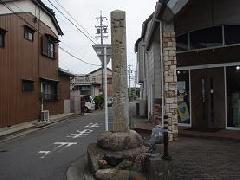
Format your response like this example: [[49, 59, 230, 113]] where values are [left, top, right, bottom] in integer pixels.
[[95, 11, 108, 94]]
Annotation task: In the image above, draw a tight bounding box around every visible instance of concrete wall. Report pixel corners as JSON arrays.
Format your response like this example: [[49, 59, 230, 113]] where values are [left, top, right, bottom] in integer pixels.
[[64, 100, 71, 114], [153, 42, 162, 99], [136, 19, 162, 121], [90, 69, 112, 97], [137, 40, 145, 83]]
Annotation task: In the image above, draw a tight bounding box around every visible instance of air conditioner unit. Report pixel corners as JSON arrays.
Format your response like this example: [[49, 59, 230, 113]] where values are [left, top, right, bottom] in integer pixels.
[[41, 110, 49, 122]]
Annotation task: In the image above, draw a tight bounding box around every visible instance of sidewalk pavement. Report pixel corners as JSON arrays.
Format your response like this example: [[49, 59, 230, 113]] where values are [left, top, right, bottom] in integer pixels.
[[132, 116, 240, 142], [0, 113, 74, 142], [154, 137, 240, 179], [67, 118, 240, 180]]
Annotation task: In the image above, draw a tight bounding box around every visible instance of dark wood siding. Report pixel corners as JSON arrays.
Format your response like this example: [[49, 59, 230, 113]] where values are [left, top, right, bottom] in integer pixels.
[[0, 13, 63, 128], [44, 74, 70, 115], [177, 45, 240, 67], [175, 0, 240, 36]]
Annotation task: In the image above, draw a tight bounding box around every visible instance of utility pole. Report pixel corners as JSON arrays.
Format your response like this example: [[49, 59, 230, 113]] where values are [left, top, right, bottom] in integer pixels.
[[134, 70, 137, 98], [95, 11, 108, 94], [95, 11, 109, 131], [128, 65, 133, 99]]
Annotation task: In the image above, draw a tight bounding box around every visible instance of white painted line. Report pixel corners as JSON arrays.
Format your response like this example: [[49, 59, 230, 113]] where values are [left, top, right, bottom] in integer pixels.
[[85, 123, 101, 128], [67, 129, 93, 139], [38, 151, 51, 159], [89, 123, 100, 128], [84, 123, 94, 128], [54, 142, 77, 148]]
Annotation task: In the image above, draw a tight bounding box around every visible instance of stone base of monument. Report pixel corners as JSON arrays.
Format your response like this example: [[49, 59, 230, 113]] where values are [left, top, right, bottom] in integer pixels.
[[87, 130, 150, 180]]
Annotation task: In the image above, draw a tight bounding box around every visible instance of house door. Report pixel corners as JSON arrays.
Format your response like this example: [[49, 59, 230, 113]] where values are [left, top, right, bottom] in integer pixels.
[[191, 67, 226, 130]]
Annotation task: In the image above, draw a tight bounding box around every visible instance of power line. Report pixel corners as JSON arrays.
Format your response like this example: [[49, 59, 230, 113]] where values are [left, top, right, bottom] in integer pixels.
[[0, 0, 37, 30], [0, 0, 100, 68], [52, 0, 96, 41], [45, 0, 97, 45], [59, 46, 101, 67], [10, 1, 92, 66]]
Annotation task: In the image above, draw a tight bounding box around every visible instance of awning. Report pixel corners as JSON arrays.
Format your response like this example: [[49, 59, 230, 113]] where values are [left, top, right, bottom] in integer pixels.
[[45, 34, 60, 43], [40, 77, 59, 82]]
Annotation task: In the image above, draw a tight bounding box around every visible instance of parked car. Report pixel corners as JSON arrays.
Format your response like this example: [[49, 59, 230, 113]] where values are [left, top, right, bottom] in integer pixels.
[[107, 97, 113, 107], [81, 95, 95, 113]]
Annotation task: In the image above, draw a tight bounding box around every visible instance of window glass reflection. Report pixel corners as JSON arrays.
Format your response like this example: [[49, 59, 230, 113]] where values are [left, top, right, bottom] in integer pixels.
[[227, 66, 240, 128], [177, 70, 190, 125]]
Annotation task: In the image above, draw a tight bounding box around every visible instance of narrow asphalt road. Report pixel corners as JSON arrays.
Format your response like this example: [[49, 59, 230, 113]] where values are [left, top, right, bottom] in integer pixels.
[[0, 110, 111, 180]]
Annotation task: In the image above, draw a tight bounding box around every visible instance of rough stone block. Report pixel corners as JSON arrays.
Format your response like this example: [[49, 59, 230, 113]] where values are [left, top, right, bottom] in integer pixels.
[[146, 154, 174, 180], [169, 50, 176, 56], [165, 76, 174, 83], [87, 144, 105, 174], [111, 10, 130, 132], [97, 130, 143, 151], [95, 169, 118, 180]]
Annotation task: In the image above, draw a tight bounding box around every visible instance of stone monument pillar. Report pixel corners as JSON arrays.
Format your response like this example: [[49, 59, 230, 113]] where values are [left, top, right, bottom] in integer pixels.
[[111, 10, 129, 132], [87, 11, 149, 179]]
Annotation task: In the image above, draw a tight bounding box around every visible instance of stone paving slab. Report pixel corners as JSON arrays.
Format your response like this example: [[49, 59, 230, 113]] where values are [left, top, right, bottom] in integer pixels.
[[156, 137, 240, 180], [67, 136, 240, 180]]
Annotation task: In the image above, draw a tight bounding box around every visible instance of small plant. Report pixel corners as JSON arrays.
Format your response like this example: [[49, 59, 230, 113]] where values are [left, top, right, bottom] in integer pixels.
[[94, 95, 104, 110]]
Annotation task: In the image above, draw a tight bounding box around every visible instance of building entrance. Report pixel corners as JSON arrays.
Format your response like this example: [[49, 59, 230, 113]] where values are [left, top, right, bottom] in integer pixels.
[[191, 67, 226, 130]]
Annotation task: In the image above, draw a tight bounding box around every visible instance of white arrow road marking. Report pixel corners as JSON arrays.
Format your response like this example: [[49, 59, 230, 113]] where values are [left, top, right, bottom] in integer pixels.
[[38, 151, 51, 159], [84, 123, 93, 128], [67, 129, 93, 139], [90, 123, 100, 128], [54, 142, 77, 148], [85, 123, 101, 128]]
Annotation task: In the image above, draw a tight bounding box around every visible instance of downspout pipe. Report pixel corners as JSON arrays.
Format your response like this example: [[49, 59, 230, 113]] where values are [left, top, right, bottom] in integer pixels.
[[154, 0, 169, 125]]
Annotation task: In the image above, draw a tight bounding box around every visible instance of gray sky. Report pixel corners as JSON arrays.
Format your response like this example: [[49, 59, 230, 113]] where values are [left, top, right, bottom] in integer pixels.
[[42, 0, 157, 76]]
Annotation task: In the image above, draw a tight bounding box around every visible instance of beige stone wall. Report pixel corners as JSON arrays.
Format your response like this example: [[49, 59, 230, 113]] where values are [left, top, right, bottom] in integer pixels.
[[162, 22, 178, 141]]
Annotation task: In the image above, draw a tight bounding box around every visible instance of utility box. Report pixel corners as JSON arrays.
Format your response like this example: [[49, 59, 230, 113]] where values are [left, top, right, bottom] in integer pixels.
[[40, 110, 49, 122]]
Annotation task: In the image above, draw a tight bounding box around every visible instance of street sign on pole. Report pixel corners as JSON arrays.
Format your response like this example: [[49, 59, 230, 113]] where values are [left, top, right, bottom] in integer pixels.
[[92, 44, 112, 131], [92, 44, 112, 65]]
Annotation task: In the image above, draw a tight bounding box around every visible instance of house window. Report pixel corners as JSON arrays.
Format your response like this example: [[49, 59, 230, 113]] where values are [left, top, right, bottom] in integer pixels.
[[224, 25, 240, 45], [176, 33, 188, 51], [24, 26, 34, 41], [190, 26, 223, 49], [41, 81, 58, 101], [107, 78, 112, 84], [22, 80, 34, 92], [0, 29, 6, 48], [177, 70, 190, 125], [47, 41, 54, 58], [42, 35, 57, 59]]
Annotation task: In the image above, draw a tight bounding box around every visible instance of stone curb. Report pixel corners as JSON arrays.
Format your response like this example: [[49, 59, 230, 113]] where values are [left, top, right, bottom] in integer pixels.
[[67, 155, 95, 180], [33, 114, 75, 128], [179, 132, 240, 142], [0, 126, 34, 142], [0, 114, 76, 143], [135, 127, 240, 142], [134, 128, 152, 135]]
